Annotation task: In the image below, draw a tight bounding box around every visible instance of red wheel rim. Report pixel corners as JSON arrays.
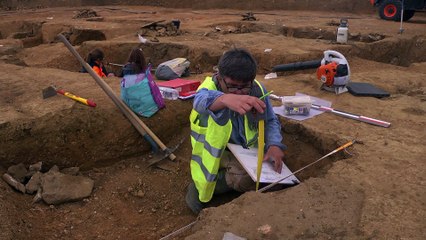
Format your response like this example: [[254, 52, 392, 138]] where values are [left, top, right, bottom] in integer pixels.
[[384, 4, 397, 18]]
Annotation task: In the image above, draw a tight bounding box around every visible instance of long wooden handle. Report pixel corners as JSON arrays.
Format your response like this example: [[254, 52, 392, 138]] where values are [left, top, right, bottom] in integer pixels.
[[58, 34, 176, 160]]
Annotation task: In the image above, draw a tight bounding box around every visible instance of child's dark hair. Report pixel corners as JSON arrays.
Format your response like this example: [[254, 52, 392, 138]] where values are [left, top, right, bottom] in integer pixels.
[[127, 47, 147, 74], [218, 48, 257, 83], [86, 48, 105, 65]]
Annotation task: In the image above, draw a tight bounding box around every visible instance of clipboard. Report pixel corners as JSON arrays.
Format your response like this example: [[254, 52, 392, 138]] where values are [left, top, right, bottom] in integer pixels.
[[227, 143, 299, 185]]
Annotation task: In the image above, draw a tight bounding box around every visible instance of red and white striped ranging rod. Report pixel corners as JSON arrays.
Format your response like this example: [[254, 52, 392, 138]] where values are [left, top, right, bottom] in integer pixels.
[[311, 104, 391, 128]]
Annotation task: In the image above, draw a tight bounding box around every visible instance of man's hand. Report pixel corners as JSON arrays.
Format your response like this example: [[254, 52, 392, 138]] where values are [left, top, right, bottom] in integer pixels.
[[210, 94, 266, 114], [263, 145, 284, 173]]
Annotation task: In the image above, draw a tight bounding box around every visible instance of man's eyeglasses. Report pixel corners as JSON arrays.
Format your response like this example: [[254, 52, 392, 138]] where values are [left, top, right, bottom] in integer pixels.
[[222, 78, 253, 93]]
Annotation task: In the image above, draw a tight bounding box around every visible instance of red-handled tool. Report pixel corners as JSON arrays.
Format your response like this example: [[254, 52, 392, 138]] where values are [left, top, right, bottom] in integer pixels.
[[56, 89, 97, 107], [42, 86, 97, 107]]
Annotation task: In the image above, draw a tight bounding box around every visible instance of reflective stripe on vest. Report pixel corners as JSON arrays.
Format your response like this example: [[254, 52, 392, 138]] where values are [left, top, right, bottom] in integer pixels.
[[191, 154, 216, 182], [191, 130, 223, 158], [190, 76, 264, 202]]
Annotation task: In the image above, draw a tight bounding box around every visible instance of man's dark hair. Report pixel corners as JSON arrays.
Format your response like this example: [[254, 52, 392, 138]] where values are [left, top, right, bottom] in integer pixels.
[[218, 48, 257, 83]]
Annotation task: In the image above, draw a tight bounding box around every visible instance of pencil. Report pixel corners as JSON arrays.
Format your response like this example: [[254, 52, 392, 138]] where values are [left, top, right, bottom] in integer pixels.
[[259, 90, 273, 100]]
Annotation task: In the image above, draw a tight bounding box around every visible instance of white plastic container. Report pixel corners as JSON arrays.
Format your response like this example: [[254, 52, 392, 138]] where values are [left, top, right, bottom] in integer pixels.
[[336, 26, 348, 44], [282, 96, 312, 115], [336, 18, 349, 44], [159, 87, 179, 100]]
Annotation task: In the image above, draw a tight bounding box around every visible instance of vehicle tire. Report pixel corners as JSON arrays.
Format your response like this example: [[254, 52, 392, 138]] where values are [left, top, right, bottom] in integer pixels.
[[403, 10, 415, 21], [379, 0, 402, 21]]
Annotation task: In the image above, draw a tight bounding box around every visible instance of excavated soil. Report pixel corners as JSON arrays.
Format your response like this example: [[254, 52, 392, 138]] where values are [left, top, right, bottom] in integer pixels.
[[0, 3, 425, 240]]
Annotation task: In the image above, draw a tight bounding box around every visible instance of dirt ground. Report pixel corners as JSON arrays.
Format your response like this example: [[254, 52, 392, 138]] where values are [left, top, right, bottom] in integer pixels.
[[0, 2, 425, 240]]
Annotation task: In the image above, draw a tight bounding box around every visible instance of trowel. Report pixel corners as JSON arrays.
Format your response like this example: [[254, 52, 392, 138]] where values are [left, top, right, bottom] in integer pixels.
[[42, 85, 97, 107]]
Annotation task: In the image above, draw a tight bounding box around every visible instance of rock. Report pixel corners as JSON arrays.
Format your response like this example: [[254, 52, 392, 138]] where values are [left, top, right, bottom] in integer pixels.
[[134, 190, 145, 198], [2, 173, 26, 193], [223, 232, 247, 240], [7, 163, 28, 183], [26, 162, 43, 178], [41, 171, 94, 205], [257, 224, 272, 235], [29, 162, 42, 172], [32, 188, 42, 203], [26, 171, 42, 194]]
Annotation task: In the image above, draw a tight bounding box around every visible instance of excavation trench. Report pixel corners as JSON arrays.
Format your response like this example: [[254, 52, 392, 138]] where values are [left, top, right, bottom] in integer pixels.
[[1, 20, 425, 73], [0, 9, 424, 239]]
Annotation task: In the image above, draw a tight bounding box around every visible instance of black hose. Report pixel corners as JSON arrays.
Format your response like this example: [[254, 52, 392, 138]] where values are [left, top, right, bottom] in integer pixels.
[[272, 60, 322, 72]]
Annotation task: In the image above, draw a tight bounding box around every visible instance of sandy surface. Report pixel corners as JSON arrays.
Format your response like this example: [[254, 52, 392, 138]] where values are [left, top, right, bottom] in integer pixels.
[[0, 3, 425, 240]]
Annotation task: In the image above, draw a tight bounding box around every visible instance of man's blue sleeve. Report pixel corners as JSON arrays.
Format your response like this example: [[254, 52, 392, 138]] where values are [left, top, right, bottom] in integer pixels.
[[193, 88, 230, 125]]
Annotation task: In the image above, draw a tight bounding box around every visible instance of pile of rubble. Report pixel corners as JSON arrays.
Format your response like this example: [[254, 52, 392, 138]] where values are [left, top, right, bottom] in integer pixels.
[[73, 9, 99, 19], [138, 20, 184, 41], [2, 162, 94, 205], [241, 12, 257, 21]]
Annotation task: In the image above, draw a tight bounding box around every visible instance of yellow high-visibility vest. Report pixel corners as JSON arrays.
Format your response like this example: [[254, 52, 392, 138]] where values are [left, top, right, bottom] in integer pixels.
[[190, 76, 264, 202]]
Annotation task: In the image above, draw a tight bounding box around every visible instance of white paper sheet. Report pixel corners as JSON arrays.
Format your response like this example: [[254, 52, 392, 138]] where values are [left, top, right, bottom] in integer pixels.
[[227, 143, 299, 185], [273, 92, 332, 121]]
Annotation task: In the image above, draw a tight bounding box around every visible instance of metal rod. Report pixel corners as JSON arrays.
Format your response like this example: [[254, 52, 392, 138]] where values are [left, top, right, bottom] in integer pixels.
[[311, 104, 391, 128], [159, 221, 197, 240], [259, 140, 356, 193], [399, 0, 405, 34], [107, 62, 124, 67]]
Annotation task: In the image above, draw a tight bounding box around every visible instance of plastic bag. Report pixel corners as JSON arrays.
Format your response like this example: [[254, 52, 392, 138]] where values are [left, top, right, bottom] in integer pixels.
[[120, 66, 164, 117], [155, 58, 190, 80]]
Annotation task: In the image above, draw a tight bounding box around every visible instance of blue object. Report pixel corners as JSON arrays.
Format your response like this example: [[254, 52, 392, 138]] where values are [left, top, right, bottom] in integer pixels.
[[120, 69, 159, 118]]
